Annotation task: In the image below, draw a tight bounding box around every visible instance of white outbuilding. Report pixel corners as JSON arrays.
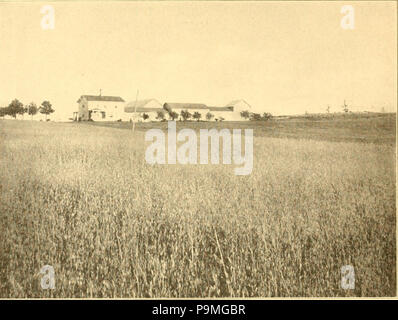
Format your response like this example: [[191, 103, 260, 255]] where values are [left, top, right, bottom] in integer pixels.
[[209, 100, 252, 121], [124, 99, 165, 122]]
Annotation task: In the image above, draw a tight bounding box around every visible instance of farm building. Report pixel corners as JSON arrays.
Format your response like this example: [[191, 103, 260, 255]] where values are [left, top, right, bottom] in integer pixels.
[[75, 93, 252, 122], [76, 94, 125, 121], [163, 103, 209, 121], [208, 106, 234, 121], [124, 99, 164, 122], [163, 101, 252, 121], [210, 100, 252, 121]]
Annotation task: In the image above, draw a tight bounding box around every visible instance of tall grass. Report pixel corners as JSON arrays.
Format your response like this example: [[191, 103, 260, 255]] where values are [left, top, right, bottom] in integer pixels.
[[0, 120, 395, 297]]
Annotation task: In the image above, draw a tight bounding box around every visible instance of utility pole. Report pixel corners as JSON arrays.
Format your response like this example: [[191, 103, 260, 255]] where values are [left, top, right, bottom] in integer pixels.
[[132, 89, 139, 133], [342, 100, 349, 113]]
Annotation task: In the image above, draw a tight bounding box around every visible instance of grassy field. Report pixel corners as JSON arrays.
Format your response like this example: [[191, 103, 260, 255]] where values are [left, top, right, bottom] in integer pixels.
[[87, 112, 396, 145], [0, 116, 396, 297]]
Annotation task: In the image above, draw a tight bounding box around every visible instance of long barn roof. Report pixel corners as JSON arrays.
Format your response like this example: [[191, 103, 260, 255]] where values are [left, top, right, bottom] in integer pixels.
[[208, 106, 234, 112], [163, 103, 209, 110], [77, 95, 125, 103]]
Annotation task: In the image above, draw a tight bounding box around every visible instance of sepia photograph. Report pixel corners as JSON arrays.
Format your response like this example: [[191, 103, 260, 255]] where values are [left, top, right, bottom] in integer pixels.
[[0, 0, 396, 300]]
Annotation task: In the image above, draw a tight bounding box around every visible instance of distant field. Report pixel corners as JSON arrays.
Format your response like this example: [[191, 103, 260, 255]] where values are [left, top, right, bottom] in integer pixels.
[[85, 112, 396, 145], [0, 119, 395, 297]]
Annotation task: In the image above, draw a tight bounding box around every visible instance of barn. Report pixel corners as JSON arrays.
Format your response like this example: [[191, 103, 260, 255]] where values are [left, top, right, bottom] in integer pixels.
[[124, 99, 165, 122], [218, 100, 252, 121], [207, 100, 252, 121], [163, 103, 210, 121], [208, 106, 234, 121]]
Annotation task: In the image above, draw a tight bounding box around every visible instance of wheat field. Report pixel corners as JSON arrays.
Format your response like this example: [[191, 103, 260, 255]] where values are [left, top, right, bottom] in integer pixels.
[[0, 120, 395, 297]]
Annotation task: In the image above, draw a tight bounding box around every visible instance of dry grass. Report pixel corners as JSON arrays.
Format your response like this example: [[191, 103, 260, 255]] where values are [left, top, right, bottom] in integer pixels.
[[88, 112, 396, 144], [0, 120, 395, 297]]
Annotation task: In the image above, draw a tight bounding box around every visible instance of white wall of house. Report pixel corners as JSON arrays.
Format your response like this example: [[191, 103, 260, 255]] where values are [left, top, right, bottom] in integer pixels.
[[87, 100, 125, 121], [89, 109, 106, 121], [78, 97, 125, 121]]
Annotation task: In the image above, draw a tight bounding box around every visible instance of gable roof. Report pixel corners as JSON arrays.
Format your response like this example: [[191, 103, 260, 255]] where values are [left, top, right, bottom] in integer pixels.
[[77, 95, 125, 103], [224, 99, 251, 108], [124, 99, 162, 113], [163, 103, 209, 110]]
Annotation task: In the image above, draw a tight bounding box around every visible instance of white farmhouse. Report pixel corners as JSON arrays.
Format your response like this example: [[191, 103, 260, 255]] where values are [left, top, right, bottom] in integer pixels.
[[75, 94, 125, 121]]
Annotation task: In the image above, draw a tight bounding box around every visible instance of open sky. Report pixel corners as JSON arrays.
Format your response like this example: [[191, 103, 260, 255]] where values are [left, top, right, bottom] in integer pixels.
[[0, 1, 396, 119]]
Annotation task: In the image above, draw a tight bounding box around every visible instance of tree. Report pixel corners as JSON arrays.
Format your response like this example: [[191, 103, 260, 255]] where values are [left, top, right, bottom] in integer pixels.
[[169, 111, 179, 121], [205, 112, 214, 121], [156, 111, 165, 121], [193, 111, 202, 121], [342, 100, 349, 113], [142, 113, 149, 121], [250, 113, 262, 121], [180, 110, 192, 121], [326, 105, 330, 113], [0, 107, 7, 118], [21, 106, 28, 119], [262, 112, 272, 121], [240, 110, 250, 120], [39, 100, 54, 120], [163, 104, 172, 114], [16, 104, 27, 119], [7, 99, 24, 119], [27, 102, 38, 120]]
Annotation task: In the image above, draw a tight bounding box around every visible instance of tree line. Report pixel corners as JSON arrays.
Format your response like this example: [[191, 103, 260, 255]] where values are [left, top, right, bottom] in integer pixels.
[[140, 110, 216, 122], [240, 110, 272, 121], [139, 109, 272, 122], [0, 99, 54, 120]]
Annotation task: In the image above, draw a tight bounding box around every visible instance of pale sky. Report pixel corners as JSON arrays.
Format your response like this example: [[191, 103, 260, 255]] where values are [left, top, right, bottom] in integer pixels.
[[0, 1, 396, 119]]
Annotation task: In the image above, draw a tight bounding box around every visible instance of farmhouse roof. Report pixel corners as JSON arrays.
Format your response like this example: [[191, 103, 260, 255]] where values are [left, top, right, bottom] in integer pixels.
[[124, 99, 163, 113], [77, 95, 125, 103], [163, 103, 209, 110]]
